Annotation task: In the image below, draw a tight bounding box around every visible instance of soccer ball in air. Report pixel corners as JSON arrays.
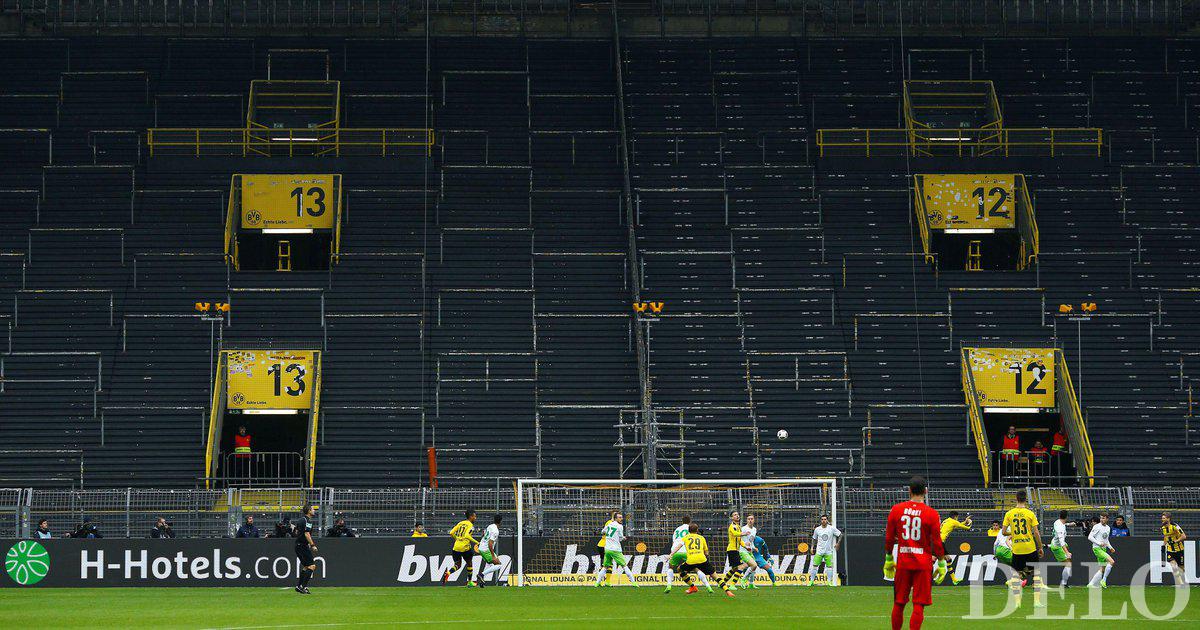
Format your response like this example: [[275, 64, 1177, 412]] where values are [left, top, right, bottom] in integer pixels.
[[776, 429, 789, 440]]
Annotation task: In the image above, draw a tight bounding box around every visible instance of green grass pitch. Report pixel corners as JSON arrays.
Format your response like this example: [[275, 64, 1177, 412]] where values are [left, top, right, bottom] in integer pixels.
[[1, 586, 1196, 628]]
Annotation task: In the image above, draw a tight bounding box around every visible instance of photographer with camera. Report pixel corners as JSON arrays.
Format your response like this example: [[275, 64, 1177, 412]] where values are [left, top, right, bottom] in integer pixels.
[[325, 515, 359, 538], [70, 517, 102, 539], [150, 517, 176, 539]]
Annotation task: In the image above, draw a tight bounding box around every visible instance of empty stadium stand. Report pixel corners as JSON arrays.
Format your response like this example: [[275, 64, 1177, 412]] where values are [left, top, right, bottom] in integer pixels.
[[1, 32, 1199, 490]]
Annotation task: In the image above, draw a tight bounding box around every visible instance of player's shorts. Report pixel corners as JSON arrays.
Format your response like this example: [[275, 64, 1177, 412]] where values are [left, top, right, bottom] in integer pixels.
[[893, 567, 933, 606], [1049, 544, 1069, 563], [683, 560, 714, 576], [596, 543, 605, 555], [480, 549, 496, 564], [739, 549, 756, 566], [994, 546, 1013, 564], [1166, 550, 1185, 567], [603, 550, 627, 568], [1012, 551, 1039, 572], [727, 550, 742, 567], [295, 544, 315, 566], [452, 549, 475, 565], [1092, 547, 1112, 564], [669, 551, 687, 567], [752, 552, 769, 568], [811, 552, 835, 569]]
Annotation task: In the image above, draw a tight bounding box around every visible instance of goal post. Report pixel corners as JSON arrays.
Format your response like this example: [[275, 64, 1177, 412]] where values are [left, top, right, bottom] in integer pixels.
[[514, 478, 838, 587]]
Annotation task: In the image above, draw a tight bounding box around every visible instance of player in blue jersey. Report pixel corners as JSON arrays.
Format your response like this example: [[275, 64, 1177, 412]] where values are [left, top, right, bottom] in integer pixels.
[[752, 536, 778, 585]]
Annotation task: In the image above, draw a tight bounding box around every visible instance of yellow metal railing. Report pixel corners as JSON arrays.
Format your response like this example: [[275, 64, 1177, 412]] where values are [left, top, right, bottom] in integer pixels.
[[911, 175, 935, 264], [960, 348, 992, 486], [1015, 174, 1039, 269], [817, 127, 1102, 158], [224, 175, 239, 268], [204, 352, 228, 489], [307, 351, 323, 486], [1055, 348, 1095, 486], [147, 127, 435, 157]]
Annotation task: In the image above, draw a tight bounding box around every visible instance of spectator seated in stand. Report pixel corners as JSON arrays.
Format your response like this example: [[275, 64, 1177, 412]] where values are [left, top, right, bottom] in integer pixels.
[[33, 519, 51, 539], [411, 523, 427, 537]]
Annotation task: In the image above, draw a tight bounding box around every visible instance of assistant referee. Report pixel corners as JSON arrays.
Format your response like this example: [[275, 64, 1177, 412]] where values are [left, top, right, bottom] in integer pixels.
[[295, 505, 318, 594]]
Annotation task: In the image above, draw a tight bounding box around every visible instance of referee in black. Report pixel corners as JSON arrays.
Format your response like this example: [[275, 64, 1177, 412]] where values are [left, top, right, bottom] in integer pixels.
[[295, 505, 318, 594]]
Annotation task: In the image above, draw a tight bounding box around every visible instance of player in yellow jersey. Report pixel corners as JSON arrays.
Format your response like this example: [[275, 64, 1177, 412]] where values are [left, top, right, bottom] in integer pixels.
[[680, 523, 736, 597], [725, 511, 756, 588], [1161, 512, 1188, 585], [442, 509, 479, 586], [934, 511, 972, 585], [1002, 489, 1044, 608]]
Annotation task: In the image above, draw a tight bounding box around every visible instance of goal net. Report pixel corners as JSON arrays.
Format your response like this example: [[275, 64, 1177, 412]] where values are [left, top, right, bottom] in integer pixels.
[[514, 478, 838, 586]]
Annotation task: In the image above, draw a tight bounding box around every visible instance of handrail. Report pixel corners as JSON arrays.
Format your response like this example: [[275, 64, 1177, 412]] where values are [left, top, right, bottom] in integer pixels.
[[960, 348, 992, 486], [1016, 174, 1040, 269], [147, 127, 435, 157], [1054, 348, 1095, 486], [308, 352, 323, 487], [910, 175, 934, 264], [204, 352, 227, 489], [224, 175, 239, 268], [817, 127, 1102, 157]]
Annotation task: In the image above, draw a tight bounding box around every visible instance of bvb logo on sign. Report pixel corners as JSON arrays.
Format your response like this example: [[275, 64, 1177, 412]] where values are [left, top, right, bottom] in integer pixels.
[[231, 392, 246, 406], [4, 541, 49, 586], [245, 210, 262, 226]]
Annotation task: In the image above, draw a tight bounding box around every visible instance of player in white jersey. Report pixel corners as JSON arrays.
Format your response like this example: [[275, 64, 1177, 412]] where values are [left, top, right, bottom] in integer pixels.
[[594, 513, 639, 587], [1047, 510, 1073, 587], [477, 515, 503, 587], [808, 514, 842, 586], [738, 514, 761, 589], [1087, 514, 1116, 588], [664, 516, 692, 593], [993, 525, 1014, 565]]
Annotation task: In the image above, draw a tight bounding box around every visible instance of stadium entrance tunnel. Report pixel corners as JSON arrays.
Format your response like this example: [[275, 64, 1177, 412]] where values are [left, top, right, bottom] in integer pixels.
[[226, 174, 343, 272], [207, 350, 323, 487], [236, 233, 331, 271], [932, 230, 1020, 271]]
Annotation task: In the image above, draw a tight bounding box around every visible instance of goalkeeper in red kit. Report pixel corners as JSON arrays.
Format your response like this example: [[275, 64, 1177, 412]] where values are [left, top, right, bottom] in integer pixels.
[[884, 477, 948, 630]]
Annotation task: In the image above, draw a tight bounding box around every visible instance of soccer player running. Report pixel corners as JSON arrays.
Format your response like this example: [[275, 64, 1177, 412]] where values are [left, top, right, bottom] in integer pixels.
[[752, 536, 777, 585], [664, 515, 692, 593], [442, 509, 480, 586], [935, 511, 971, 585], [808, 514, 842, 587], [883, 477, 947, 630], [477, 514, 503, 588], [1001, 489, 1044, 608], [1048, 510, 1073, 588], [1087, 514, 1116, 588], [1161, 512, 1188, 585], [738, 514, 762, 589], [294, 505, 318, 594], [594, 513, 639, 587], [680, 523, 736, 597], [725, 511, 756, 589]]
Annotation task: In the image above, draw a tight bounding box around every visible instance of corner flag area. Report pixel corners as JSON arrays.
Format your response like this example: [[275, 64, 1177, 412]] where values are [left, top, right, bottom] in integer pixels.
[[1, 586, 1195, 628]]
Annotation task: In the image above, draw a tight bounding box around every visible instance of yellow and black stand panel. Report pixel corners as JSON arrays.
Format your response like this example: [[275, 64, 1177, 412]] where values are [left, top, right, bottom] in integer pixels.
[[961, 347, 1093, 486], [913, 174, 1038, 271], [225, 174, 342, 272], [205, 349, 323, 487]]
